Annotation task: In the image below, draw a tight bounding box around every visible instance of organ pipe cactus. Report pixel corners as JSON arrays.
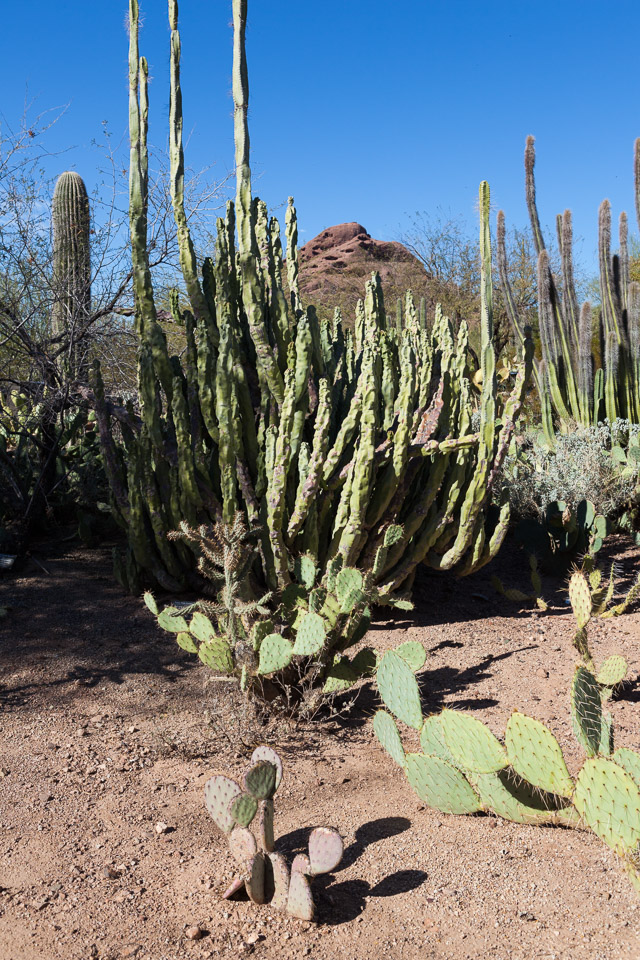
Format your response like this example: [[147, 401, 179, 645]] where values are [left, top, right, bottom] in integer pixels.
[[204, 746, 344, 920], [92, 2, 532, 635], [498, 136, 640, 442], [374, 647, 640, 893]]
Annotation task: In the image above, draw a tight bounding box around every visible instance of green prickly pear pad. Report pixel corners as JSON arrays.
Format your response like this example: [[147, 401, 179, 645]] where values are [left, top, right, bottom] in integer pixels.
[[251, 746, 283, 789], [292, 612, 326, 656], [441, 710, 508, 774], [244, 760, 277, 800], [571, 666, 602, 757], [257, 634, 294, 674], [405, 753, 482, 815], [574, 758, 640, 855], [189, 611, 217, 643], [394, 640, 427, 672], [376, 650, 423, 730], [596, 655, 627, 688], [420, 715, 455, 764], [373, 710, 406, 767], [323, 655, 358, 693], [231, 792, 258, 828], [612, 748, 640, 788], [505, 712, 573, 798], [471, 769, 571, 825], [143, 591, 158, 615], [176, 631, 198, 654], [294, 554, 317, 590], [157, 608, 189, 633], [198, 637, 234, 673], [336, 567, 365, 613]]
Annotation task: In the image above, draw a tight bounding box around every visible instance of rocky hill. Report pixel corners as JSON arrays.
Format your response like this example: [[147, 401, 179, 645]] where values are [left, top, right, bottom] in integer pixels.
[[297, 222, 431, 322]]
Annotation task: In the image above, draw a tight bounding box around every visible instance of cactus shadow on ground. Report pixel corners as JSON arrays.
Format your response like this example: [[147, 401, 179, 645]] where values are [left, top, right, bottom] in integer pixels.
[[276, 816, 428, 925]]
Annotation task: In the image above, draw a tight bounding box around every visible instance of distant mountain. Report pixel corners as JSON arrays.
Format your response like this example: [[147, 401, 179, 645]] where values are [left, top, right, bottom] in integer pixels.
[[297, 222, 431, 322]]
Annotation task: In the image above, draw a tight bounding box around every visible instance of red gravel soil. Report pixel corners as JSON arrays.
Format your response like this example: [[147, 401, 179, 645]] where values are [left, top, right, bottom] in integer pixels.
[[1, 534, 639, 960]]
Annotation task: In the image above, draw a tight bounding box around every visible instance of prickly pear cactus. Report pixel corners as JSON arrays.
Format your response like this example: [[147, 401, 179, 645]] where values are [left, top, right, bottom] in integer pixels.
[[203, 747, 343, 919], [373, 653, 640, 895]]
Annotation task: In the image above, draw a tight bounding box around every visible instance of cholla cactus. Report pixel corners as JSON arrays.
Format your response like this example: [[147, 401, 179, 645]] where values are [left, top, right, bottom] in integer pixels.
[[204, 746, 344, 919]]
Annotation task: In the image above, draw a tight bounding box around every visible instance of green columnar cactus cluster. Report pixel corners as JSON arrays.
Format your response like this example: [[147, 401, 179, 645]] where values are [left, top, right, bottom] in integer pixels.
[[498, 136, 640, 442], [52, 171, 92, 379], [374, 652, 640, 893], [204, 746, 344, 920], [93, 2, 531, 615]]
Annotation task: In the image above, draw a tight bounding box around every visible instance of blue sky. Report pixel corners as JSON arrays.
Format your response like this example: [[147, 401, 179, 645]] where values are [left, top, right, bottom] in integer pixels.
[[3, 1, 639, 273]]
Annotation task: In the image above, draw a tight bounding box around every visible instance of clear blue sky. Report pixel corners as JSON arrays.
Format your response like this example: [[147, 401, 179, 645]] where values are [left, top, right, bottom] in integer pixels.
[[3, 1, 639, 273]]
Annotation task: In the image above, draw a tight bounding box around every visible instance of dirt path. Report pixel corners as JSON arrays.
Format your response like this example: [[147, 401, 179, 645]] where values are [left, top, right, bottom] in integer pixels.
[[1, 536, 639, 959]]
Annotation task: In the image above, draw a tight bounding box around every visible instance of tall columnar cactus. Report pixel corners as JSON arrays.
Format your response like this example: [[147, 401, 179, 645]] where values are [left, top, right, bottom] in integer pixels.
[[52, 171, 91, 378], [374, 652, 640, 894], [204, 747, 344, 920], [91, 1, 532, 620], [498, 136, 640, 442]]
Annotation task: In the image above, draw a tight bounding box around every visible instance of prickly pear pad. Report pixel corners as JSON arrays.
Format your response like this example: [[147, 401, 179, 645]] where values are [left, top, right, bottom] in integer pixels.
[[420, 715, 455, 764], [470, 769, 571, 825], [204, 775, 242, 834], [292, 612, 326, 656], [394, 640, 427, 672], [405, 753, 482, 814], [244, 761, 277, 800], [377, 650, 423, 730], [505, 712, 573, 798], [596, 655, 627, 688], [251, 746, 283, 789], [568, 570, 592, 630], [571, 666, 602, 757], [231, 792, 258, 828], [613, 748, 640, 788], [441, 710, 508, 774], [257, 634, 294, 674], [574, 758, 640, 855], [308, 827, 343, 875], [373, 710, 406, 767]]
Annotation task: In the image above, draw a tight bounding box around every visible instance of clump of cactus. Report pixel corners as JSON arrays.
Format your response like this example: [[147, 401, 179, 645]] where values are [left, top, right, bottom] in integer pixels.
[[90, 0, 532, 624], [499, 136, 640, 442], [145, 516, 379, 697], [204, 746, 343, 920], [374, 648, 640, 893]]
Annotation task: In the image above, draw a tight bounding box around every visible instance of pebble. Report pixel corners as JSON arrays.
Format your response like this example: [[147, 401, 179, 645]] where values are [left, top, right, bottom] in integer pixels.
[[185, 925, 204, 940], [245, 933, 265, 945], [155, 822, 170, 834]]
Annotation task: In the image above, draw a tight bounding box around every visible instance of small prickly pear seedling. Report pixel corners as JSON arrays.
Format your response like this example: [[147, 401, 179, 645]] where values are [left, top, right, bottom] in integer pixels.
[[203, 747, 344, 920]]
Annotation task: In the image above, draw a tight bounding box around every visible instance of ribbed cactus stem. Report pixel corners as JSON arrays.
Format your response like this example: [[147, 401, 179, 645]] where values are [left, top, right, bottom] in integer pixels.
[[52, 171, 91, 376], [577, 302, 594, 424], [232, 0, 252, 258], [524, 135, 545, 256]]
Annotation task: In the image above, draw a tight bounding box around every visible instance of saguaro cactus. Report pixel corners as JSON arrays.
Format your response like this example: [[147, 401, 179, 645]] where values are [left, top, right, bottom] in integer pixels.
[[52, 170, 91, 378]]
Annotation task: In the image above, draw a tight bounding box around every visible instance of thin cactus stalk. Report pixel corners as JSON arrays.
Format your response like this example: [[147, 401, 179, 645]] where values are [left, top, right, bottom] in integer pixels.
[[499, 135, 640, 438]]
